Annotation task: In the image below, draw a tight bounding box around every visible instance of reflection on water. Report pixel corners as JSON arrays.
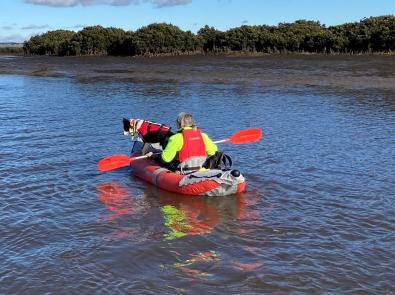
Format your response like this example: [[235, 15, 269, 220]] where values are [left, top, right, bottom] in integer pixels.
[[97, 183, 131, 218], [161, 203, 217, 239], [96, 182, 266, 281], [96, 182, 258, 241], [173, 250, 220, 278]]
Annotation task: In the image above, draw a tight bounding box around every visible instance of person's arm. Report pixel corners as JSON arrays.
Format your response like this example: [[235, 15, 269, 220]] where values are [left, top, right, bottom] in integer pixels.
[[161, 133, 183, 163], [202, 133, 218, 157]]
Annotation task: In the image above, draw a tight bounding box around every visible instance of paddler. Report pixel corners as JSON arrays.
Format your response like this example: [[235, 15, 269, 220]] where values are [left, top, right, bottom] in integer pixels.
[[149, 112, 218, 173]]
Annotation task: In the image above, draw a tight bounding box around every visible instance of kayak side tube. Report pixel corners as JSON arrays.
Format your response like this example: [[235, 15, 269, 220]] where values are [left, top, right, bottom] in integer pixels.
[[130, 152, 246, 196]]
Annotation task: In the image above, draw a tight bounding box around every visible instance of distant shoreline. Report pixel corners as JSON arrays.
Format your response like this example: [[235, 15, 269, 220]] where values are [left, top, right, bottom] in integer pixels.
[[0, 43, 24, 55], [1, 55, 394, 93], [2, 50, 395, 58]]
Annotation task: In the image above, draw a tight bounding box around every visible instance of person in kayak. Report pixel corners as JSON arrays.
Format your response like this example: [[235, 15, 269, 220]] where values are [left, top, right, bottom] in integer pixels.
[[150, 112, 218, 173]]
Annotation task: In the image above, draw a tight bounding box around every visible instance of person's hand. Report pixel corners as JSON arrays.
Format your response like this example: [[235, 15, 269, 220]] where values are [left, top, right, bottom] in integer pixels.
[[145, 152, 153, 157]]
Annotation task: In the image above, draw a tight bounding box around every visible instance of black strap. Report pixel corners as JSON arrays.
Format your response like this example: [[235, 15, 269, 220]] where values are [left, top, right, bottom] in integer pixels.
[[221, 153, 232, 170], [188, 172, 222, 179], [182, 166, 202, 171]]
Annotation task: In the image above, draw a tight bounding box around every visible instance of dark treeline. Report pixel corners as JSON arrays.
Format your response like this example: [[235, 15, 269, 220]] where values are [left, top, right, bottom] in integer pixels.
[[23, 15, 395, 56]]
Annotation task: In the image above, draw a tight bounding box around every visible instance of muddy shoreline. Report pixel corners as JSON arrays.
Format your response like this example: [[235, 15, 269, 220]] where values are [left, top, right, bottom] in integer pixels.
[[1, 55, 395, 91]]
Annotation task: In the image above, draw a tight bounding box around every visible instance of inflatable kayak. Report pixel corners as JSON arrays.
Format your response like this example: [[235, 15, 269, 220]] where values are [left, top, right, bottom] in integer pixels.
[[130, 151, 246, 196]]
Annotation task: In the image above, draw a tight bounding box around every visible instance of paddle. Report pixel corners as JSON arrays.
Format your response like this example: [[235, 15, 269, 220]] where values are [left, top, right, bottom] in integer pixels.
[[98, 154, 153, 172], [98, 128, 262, 172], [213, 128, 262, 144]]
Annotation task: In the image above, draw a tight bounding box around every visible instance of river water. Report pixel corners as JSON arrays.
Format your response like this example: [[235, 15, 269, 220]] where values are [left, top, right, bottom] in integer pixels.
[[1, 55, 394, 294]]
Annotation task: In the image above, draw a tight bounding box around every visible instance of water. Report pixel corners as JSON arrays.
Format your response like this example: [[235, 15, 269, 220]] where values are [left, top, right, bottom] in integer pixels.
[[1, 55, 394, 294]]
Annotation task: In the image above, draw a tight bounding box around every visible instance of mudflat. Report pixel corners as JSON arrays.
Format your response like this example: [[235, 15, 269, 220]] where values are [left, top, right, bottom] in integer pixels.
[[1, 55, 395, 90]]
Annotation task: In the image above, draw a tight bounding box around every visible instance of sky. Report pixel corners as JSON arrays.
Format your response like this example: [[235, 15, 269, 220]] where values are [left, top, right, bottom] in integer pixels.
[[0, 0, 394, 43]]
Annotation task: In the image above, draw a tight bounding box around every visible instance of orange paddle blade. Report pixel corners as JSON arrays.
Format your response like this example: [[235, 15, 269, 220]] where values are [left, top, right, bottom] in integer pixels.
[[98, 154, 132, 172], [227, 128, 262, 144]]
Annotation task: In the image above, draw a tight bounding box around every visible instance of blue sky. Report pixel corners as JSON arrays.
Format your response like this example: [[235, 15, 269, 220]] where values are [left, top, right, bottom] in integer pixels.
[[1, 0, 394, 42]]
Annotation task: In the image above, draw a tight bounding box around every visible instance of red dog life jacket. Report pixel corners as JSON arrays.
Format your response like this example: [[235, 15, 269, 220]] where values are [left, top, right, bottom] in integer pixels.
[[137, 120, 170, 136]]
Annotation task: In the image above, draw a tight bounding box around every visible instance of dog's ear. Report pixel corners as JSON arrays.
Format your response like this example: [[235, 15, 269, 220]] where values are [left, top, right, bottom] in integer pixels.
[[123, 118, 131, 132]]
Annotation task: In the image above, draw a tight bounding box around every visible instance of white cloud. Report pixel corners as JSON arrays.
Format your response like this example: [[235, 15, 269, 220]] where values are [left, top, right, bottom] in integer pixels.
[[67, 24, 86, 29], [1, 26, 14, 30], [150, 0, 191, 8], [24, 0, 192, 7], [21, 24, 51, 30], [0, 34, 27, 43], [24, 0, 137, 6]]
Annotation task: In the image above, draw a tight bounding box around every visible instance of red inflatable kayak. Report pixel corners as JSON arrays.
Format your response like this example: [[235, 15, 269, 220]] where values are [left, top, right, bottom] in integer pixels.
[[130, 152, 246, 196]]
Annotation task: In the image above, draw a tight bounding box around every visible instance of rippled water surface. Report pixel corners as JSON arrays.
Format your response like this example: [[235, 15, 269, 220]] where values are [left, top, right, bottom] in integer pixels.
[[1, 55, 394, 294]]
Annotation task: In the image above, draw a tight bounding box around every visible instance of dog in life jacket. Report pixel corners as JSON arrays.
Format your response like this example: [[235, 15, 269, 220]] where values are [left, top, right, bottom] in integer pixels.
[[123, 118, 174, 149]]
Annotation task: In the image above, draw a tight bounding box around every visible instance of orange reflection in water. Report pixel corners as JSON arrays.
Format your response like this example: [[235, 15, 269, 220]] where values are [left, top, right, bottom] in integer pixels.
[[173, 250, 219, 278], [96, 182, 132, 219], [232, 261, 263, 270]]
